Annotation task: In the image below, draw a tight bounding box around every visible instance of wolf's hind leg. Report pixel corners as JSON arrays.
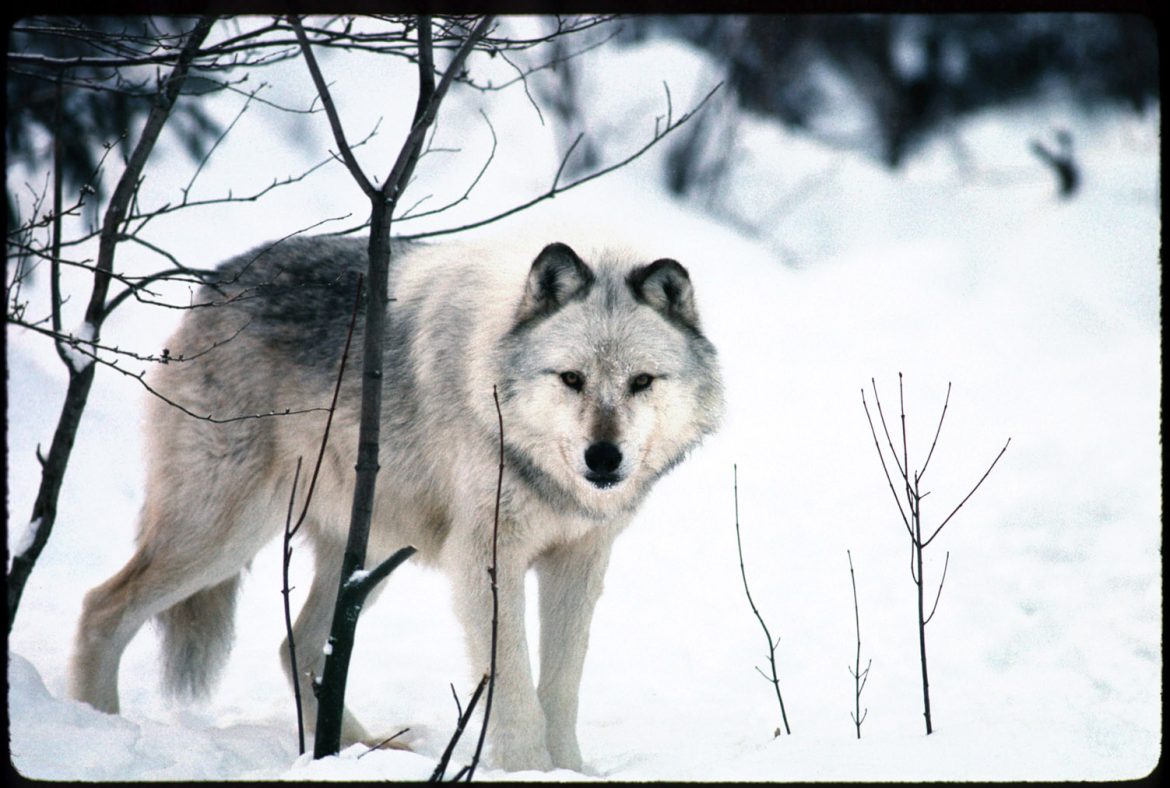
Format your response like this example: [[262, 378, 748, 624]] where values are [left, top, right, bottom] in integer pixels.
[[70, 489, 275, 713], [70, 540, 246, 713]]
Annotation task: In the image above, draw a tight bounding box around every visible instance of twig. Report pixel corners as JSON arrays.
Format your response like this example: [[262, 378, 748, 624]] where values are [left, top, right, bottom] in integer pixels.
[[40, 337, 330, 424], [49, 73, 69, 369], [358, 728, 411, 759], [918, 382, 951, 482], [846, 550, 870, 739], [733, 465, 791, 735], [181, 85, 258, 200], [394, 110, 498, 224], [923, 551, 950, 625], [871, 377, 907, 481], [430, 675, 488, 781], [466, 386, 505, 779], [898, 373, 911, 507], [861, 388, 913, 539], [282, 458, 306, 755], [922, 438, 1011, 548], [400, 82, 722, 242]]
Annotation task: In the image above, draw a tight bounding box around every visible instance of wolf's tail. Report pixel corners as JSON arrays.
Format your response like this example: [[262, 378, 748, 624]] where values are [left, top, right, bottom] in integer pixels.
[[157, 575, 241, 698]]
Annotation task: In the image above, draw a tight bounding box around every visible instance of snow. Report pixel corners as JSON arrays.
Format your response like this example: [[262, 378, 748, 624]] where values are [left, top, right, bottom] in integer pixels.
[[6, 23, 1161, 782], [60, 321, 96, 374], [9, 518, 40, 566]]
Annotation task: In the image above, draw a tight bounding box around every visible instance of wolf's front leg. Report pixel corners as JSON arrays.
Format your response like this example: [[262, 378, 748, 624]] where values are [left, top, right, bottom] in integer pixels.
[[534, 528, 617, 771], [447, 532, 552, 772]]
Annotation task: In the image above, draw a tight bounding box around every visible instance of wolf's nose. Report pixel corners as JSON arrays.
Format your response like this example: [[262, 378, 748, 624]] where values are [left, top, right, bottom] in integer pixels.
[[584, 441, 623, 475]]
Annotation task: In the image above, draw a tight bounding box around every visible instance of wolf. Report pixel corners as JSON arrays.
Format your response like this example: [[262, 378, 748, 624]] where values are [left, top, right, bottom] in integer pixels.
[[69, 233, 724, 771]]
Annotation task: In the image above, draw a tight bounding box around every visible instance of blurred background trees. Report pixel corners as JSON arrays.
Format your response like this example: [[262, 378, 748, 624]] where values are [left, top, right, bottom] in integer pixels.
[[621, 14, 1157, 171], [9, 14, 1157, 221]]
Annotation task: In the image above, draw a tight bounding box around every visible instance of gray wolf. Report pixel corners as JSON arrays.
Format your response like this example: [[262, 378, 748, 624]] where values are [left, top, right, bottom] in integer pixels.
[[69, 234, 724, 771]]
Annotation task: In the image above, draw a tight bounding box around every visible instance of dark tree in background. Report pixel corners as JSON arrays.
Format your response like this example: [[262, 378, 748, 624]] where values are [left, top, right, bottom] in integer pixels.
[[624, 13, 1158, 169], [6, 17, 223, 230]]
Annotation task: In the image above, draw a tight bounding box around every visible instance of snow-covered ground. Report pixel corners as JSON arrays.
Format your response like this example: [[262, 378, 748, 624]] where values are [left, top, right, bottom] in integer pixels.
[[6, 21, 1161, 781]]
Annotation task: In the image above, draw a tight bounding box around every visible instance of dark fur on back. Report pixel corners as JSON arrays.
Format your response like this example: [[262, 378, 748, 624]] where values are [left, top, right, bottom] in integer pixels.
[[204, 235, 373, 367]]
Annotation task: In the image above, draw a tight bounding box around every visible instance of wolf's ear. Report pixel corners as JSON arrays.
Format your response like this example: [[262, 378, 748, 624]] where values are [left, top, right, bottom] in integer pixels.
[[627, 259, 700, 329], [516, 242, 595, 323]]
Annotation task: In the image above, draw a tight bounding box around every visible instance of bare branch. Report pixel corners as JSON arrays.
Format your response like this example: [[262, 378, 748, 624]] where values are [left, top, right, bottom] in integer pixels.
[[395, 111, 497, 223], [922, 438, 1011, 548], [9, 313, 249, 367], [496, 46, 545, 125], [282, 457, 306, 755], [460, 21, 619, 94], [359, 728, 411, 758], [401, 82, 723, 242], [430, 675, 488, 781], [49, 75, 70, 369], [870, 377, 908, 482], [898, 372, 911, 505], [733, 465, 791, 735], [847, 549, 870, 739], [923, 551, 950, 625], [46, 334, 330, 423], [311, 15, 493, 760], [918, 381, 952, 482], [289, 15, 376, 197], [551, 133, 586, 192], [346, 546, 420, 598], [180, 86, 262, 202], [466, 384, 506, 779], [861, 388, 913, 539], [382, 16, 496, 204]]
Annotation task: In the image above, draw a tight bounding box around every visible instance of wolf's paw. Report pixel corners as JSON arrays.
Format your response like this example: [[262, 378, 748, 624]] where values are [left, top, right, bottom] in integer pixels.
[[547, 729, 583, 771], [492, 737, 555, 772]]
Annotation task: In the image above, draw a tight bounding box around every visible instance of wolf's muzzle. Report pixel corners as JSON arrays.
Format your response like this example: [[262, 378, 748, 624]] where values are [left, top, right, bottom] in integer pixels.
[[584, 441, 623, 488]]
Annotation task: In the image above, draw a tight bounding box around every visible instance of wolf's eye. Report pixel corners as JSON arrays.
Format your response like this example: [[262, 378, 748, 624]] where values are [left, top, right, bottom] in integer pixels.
[[560, 371, 584, 391], [630, 373, 654, 393]]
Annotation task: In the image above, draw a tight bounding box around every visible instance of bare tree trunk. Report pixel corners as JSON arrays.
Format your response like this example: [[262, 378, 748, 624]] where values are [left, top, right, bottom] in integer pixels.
[[7, 16, 216, 630], [292, 14, 496, 758]]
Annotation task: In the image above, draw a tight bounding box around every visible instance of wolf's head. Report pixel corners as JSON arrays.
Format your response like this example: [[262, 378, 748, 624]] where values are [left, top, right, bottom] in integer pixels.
[[498, 242, 724, 518]]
